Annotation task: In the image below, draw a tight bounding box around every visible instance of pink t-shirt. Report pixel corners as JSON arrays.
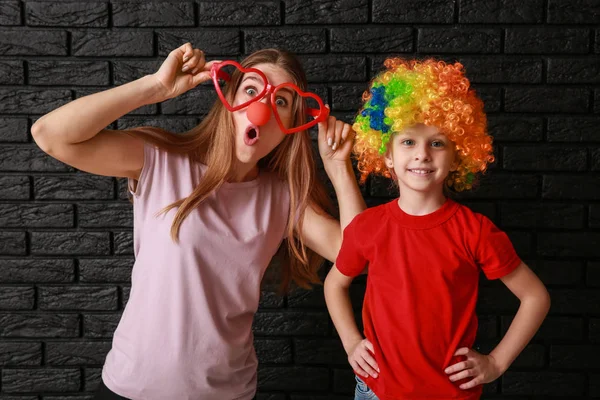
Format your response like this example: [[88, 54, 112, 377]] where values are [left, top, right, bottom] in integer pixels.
[[102, 143, 290, 400]]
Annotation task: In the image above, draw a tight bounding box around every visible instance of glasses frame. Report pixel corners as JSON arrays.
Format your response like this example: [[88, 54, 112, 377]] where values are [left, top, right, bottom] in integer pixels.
[[210, 60, 328, 134]]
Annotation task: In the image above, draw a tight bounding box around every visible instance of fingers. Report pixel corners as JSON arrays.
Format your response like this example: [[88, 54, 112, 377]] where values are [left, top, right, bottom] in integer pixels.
[[459, 376, 483, 390], [348, 339, 379, 379], [182, 49, 205, 73], [177, 42, 193, 63], [318, 112, 352, 151], [445, 360, 471, 375], [449, 366, 474, 382], [191, 60, 222, 86], [453, 347, 471, 357]]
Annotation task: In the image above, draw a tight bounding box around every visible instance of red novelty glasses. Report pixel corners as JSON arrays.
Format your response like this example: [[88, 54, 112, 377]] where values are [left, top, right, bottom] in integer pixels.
[[210, 60, 329, 134]]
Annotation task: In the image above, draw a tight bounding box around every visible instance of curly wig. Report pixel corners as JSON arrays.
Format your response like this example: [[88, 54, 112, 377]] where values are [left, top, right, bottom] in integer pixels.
[[353, 58, 495, 191]]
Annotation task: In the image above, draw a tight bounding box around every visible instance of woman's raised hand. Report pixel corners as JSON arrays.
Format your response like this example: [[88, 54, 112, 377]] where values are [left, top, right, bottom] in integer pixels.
[[151, 42, 221, 102]]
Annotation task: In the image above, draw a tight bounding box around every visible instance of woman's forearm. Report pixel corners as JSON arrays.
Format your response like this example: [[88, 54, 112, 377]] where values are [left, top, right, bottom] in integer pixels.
[[326, 161, 366, 231], [32, 75, 163, 147]]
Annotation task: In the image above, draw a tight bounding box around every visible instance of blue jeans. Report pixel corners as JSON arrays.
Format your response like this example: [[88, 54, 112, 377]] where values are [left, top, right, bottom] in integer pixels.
[[355, 376, 380, 400]]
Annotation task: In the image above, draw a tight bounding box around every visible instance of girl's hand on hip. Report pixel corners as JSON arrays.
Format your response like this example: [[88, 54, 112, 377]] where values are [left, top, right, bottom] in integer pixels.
[[347, 338, 380, 379], [445, 347, 503, 390], [151, 42, 221, 102]]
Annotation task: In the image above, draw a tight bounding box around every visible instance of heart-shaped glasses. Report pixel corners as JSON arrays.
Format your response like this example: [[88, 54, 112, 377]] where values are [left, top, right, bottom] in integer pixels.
[[210, 60, 329, 134]]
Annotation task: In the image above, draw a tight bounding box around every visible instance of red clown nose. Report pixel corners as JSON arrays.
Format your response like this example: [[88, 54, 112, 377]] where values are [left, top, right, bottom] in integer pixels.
[[247, 101, 271, 126]]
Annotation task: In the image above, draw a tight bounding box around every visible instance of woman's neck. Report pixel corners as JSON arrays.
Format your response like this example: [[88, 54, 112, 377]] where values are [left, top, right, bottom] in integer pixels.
[[228, 161, 259, 183]]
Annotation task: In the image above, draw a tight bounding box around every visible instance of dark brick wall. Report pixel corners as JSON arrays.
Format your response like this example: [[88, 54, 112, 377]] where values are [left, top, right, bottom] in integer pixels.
[[0, 0, 598, 398]]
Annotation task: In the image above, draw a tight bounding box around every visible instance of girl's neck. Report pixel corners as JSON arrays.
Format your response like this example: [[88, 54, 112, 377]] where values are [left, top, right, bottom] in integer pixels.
[[396, 187, 447, 216]]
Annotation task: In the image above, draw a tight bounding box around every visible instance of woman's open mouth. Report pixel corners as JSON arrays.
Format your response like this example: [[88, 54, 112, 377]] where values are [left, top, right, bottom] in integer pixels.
[[244, 124, 260, 146]]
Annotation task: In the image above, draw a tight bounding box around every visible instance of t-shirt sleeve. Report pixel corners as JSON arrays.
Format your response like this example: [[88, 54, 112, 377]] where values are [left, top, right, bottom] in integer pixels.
[[476, 215, 522, 280], [335, 215, 368, 277], [128, 141, 157, 199]]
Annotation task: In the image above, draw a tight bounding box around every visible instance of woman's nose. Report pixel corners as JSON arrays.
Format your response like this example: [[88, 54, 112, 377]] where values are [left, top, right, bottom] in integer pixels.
[[247, 101, 271, 126]]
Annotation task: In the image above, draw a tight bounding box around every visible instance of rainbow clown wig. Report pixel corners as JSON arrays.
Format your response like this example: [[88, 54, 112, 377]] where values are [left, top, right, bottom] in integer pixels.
[[353, 58, 495, 192]]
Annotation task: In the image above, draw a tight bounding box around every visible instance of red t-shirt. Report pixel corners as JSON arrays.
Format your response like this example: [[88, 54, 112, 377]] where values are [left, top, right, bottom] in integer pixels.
[[336, 199, 521, 400]]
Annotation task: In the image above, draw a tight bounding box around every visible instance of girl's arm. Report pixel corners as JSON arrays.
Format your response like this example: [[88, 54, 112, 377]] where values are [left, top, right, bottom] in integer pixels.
[[445, 262, 550, 390], [324, 264, 379, 378], [31, 43, 215, 179]]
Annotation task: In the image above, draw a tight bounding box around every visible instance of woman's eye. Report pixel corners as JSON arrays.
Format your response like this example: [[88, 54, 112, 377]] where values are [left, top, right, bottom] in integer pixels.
[[275, 97, 288, 107], [245, 87, 258, 96]]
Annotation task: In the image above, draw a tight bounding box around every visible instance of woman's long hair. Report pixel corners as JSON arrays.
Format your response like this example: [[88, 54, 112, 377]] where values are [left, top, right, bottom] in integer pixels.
[[124, 49, 332, 293]]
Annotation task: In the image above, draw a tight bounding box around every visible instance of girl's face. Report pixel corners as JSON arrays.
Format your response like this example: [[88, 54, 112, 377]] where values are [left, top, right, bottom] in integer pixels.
[[230, 63, 296, 167], [384, 123, 458, 197]]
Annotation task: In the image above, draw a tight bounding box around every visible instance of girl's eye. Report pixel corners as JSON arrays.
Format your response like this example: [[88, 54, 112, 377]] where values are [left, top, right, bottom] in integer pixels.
[[401, 139, 414, 146], [431, 141, 445, 147], [275, 97, 288, 107]]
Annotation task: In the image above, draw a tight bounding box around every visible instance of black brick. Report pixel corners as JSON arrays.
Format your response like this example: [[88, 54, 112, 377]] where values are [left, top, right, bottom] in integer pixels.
[[0, 342, 41, 366], [503, 146, 587, 171], [0, 1, 20, 26], [538, 233, 600, 258], [548, 58, 600, 84], [246, 28, 326, 54], [113, 1, 194, 27], [459, 57, 542, 83], [253, 312, 329, 335], [0, 286, 35, 310], [0, 232, 26, 256], [331, 27, 412, 53], [39, 286, 118, 311], [79, 259, 133, 283], [0, 313, 79, 338], [34, 175, 114, 200], [0, 145, 71, 172], [487, 116, 543, 142], [31, 232, 110, 256], [374, 0, 453, 23], [2, 368, 80, 392], [78, 203, 133, 228], [502, 371, 585, 396], [0, 204, 73, 228], [46, 342, 111, 366], [0, 118, 28, 142], [26, 2, 108, 27], [255, 338, 292, 364], [0, 30, 67, 55], [547, 117, 600, 142], [505, 28, 589, 54], [287, 0, 368, 24], [158, 30, 240, 56], [548, 0, 600, 24], [505, 88, 589, 113], [543, 175, 600, 200], [0, 259, 74, 283], [499, 202, 584, 230], [418, 28, 501, 53], [459, 0, 543, 23], [0, 176, 30, 200], [0, 61, 23, 84], [29, 61, 110, 86], [301, 56, 366, 82], [83, 313, 121, 338], [199, 1, 280, 26], [258, 367, 329, 391], [114, 232, 133, 255], [0, 89, 71, 114], [72, 30, 153, 57], [112, 60, 162, 86]]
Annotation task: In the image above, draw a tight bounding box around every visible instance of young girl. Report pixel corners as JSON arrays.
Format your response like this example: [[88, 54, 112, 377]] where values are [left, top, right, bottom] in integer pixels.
[[31, 43, 365, 400], [324, 58, 550, 400]]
